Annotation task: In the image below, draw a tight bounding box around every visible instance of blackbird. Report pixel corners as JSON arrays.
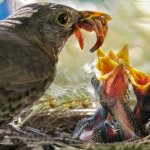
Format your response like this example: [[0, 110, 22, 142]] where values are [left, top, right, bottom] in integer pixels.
[[0, 3, 111, 125]]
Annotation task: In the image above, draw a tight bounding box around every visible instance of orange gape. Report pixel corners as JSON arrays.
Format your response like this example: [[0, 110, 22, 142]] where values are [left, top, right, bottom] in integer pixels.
[[96, 45, 150, 125]]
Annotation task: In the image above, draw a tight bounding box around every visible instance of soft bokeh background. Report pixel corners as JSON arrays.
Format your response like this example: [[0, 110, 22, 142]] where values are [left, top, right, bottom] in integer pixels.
[[0, 0, 150, 105]]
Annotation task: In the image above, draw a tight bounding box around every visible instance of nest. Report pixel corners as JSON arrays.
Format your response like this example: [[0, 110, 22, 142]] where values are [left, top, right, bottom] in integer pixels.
[[1, 108, 149, 150]]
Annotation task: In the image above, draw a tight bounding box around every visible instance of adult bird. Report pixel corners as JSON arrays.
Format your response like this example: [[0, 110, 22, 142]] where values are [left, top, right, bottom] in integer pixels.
[[0, 3, 111, 126]]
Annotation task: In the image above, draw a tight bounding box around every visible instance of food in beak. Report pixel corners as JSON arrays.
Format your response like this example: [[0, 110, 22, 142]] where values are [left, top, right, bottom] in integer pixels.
[[74, 11, 112, 52]]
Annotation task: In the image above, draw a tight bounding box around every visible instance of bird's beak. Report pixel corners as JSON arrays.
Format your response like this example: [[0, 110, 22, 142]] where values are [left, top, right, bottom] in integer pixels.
[[103, 64, 128, 99], [96, 56, 117, 76], [95, 49, 128, 99], [116, 44, 130, 65], [129, 66, 150, 125], [74, 11, 112, 52], [107, 50, 119, 63], [128, 67, 150, 94], [80, 11, 112, 21], [97, 48, 106, 58]]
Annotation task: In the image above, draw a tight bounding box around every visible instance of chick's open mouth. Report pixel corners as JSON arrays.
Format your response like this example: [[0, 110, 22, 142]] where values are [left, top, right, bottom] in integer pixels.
[[74, 11, 112, 52]]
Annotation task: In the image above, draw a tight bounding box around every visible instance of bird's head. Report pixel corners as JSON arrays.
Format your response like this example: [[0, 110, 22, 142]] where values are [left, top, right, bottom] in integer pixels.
[[5, 3, 111, 54]]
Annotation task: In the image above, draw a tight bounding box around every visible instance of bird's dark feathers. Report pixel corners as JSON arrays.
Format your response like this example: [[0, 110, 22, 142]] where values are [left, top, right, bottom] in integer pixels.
[[0, 3, 81, 123]]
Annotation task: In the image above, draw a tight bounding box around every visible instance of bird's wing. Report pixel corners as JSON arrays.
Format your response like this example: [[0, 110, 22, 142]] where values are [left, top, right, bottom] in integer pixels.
[[0, 31, 55, 92]]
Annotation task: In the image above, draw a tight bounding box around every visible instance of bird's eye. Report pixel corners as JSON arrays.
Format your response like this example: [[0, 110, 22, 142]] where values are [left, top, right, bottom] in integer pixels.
[[57, 13, 70, 26]]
